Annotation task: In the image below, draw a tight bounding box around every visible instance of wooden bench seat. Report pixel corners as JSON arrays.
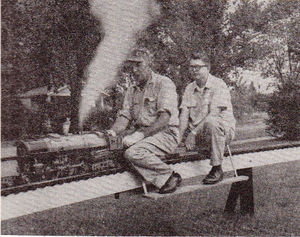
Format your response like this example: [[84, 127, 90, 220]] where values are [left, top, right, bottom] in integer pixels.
[[143, 175, 249, 200]]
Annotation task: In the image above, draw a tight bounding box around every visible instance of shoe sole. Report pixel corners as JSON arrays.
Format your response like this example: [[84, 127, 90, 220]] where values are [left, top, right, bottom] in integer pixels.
[[174, 173, 182, 185], [158, 187, 177, 194], [158, 177, 182, 194], [202, 178, 223, 185]]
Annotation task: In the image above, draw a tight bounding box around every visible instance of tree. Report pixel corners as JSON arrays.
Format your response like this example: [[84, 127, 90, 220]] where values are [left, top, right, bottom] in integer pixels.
[[4, 0, 298, 139], [138, 0, 229, 94], [1, 0, 101, 137], [259, 1, 299, 139], [233, 0, 300, 139]]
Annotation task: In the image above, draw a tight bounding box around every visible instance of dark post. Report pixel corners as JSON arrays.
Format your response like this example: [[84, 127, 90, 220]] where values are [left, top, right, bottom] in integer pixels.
[[224, 168, 254, 216]]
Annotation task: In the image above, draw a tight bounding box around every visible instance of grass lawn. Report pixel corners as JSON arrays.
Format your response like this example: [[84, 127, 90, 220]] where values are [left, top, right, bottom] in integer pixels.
[[2, 160, 299, 236], [235, 112, 269, 140]]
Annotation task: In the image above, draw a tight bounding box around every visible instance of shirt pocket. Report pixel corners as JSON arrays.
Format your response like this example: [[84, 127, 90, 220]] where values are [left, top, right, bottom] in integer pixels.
[[187, 96, 197, 108], [203, 90, 212, 113], [144, 96, 157, 115], [202, 98, 210, 113]]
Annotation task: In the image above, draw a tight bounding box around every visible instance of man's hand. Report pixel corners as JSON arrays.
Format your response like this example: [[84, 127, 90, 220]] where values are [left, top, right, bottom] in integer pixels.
[[91, 131, 106, 138], [185, 132, 196, 150], [122, 131, 145, 147], [106, 129, 117, 137]]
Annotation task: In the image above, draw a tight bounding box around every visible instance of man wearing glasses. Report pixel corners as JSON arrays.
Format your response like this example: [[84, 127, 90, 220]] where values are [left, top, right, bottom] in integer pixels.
[[179, 52, 236, 185]]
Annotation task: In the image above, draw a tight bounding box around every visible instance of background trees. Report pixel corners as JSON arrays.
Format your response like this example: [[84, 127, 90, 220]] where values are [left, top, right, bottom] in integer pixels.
[[218, 0, 299, 138], [260, 2, 300, 139], [2, 0, 299, 140], [2, 0, 101, 138], [233, 0, 300, 139]]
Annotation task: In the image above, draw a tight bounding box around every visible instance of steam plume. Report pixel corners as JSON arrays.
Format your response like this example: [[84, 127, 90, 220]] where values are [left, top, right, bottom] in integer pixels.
[[79, 0, 160, 128]]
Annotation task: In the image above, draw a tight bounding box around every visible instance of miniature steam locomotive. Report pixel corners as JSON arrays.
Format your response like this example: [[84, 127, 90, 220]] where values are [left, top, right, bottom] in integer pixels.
[[1, 131, 199, 195], [1, 132, 125, 190]]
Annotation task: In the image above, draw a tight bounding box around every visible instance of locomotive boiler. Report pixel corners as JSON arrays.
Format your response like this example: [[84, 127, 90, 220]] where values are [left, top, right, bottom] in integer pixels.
[[1, 132, 125, 194]]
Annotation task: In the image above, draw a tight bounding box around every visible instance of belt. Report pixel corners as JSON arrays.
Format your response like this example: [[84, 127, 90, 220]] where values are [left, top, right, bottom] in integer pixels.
[[169, 125, 179, 128]]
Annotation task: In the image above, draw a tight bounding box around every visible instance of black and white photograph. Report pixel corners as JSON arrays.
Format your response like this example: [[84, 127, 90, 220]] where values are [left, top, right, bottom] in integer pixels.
[[1, 0, 300, 235]]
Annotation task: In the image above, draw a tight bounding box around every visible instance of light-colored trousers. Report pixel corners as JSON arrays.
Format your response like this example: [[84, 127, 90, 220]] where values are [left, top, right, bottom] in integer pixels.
[[124, 127, 179, 188], [196, 116, 235, 166]]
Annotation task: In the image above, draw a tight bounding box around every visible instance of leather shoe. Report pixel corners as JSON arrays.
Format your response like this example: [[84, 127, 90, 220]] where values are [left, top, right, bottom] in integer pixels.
[[202, 168, 223, 185], [159, 172, 182, 194]]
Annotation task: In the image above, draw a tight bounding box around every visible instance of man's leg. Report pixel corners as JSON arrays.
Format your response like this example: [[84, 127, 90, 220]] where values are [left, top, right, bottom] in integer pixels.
[[199, 117, 232, 184], [124, 128, 181, 192], [124, 141, 173, 188], [202, 117, 227, 166]]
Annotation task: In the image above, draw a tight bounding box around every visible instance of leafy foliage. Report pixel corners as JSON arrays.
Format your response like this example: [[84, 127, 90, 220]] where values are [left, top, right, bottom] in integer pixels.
[[2, 0, 101, 139], [2, 0, 101, 94], [1, 0, 299, 140], [138, 0, 229, 93], [259, 1, 300, 139], [267, 81, 300, 140], [224, 0, 300, 139]]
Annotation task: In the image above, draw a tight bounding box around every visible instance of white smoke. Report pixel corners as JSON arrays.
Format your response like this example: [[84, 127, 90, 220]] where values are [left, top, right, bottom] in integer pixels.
[[79, 0, 161, 128]]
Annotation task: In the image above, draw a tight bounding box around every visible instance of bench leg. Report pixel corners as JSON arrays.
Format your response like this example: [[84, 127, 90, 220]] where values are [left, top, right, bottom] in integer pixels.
[[224, 168, 254, 216], [142, 181, 148, 195]]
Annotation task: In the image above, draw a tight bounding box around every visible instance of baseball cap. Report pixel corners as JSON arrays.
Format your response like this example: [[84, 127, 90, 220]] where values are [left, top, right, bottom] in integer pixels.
[[126, 48, 150, 62]]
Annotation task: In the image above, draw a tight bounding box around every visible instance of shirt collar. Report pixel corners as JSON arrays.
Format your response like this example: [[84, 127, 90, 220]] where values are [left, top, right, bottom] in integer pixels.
[[133, 71, 154, 90], [205, 74, 214, 89], [192, 74, 212, 92], [147, 71, 155, 85]]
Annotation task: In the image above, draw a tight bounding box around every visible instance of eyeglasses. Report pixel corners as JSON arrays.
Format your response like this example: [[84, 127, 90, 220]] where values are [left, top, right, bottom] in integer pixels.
[[189, 65, 208, 71], [124, 61, 142, 71]]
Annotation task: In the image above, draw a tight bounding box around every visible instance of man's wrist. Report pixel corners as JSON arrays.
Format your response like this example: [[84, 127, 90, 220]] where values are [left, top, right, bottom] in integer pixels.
[[137, 131, 145, 138]]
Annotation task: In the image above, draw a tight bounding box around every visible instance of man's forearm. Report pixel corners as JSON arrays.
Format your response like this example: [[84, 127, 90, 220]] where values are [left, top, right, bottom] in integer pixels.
[[192, 106, 226, 135], [179, 108, 189, 139], [140, 112, 170, 137], [191, 113, 211, 135]]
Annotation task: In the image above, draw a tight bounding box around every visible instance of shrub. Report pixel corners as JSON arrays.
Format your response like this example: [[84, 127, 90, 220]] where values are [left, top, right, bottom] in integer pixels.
[[266, 79, 300, 140]]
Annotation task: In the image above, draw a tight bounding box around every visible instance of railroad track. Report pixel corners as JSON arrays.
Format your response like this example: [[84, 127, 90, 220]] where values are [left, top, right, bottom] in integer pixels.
[[2, 136, 300, 197]]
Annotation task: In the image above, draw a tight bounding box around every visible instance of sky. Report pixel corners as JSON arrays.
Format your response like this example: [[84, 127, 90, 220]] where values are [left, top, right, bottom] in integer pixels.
[[226, 0, 277, 94], [228, 68, 276, 94], [227, 0, 274, 13]]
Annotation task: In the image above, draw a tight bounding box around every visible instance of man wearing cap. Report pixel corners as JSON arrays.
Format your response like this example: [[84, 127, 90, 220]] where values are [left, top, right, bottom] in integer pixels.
[[179, 52, 236, 184], [107, 48, 182, 194]]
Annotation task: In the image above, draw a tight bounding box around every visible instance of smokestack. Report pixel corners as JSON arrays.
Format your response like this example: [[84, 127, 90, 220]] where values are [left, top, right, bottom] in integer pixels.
[[79, 0, 161, 128]]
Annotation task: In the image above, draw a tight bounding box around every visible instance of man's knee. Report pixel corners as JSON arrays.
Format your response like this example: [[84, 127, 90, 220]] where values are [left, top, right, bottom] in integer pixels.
[[124, 145, 145, 161], [202, 117, 227, 140], [203, 117, 219, 133], [124, 146, 135, 160]]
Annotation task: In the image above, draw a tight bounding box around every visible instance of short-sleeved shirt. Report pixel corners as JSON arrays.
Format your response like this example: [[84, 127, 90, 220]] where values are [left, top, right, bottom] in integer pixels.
[[180, 75, 236, 130], [119, 71, 179, 127]]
